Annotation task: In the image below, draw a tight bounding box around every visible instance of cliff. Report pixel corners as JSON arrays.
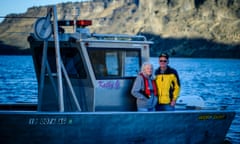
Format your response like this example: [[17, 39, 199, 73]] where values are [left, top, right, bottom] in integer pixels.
[[0, 0, 239, 58]]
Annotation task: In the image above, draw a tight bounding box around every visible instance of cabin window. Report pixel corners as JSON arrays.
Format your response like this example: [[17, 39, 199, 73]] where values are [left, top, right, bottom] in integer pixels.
[[63, 49, 87, 79], [88, 48, 141, 79], [36, 46, 87, 79]]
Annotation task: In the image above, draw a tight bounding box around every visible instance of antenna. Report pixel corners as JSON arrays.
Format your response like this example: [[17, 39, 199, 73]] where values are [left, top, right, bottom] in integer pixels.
[[73, 7, 80, 32]]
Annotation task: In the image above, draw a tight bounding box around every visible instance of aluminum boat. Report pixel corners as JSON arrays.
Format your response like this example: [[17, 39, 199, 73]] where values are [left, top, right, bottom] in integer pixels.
[[0, 6, 235, 144]]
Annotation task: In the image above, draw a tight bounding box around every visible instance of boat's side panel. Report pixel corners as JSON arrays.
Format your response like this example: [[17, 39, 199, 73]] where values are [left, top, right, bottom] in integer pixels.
[[95, 79, 136, 111], [0, 111, 235, 144]]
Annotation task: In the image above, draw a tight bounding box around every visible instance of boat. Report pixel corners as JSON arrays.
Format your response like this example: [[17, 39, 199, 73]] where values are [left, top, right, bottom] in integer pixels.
[[0, 6, 235, 144]]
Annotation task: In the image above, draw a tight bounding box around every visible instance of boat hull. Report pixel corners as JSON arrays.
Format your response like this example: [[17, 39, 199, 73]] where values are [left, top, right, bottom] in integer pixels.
[[0, 110, 235, 144]]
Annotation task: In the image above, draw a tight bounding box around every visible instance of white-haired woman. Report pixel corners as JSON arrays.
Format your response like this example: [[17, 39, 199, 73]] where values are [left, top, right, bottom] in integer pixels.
[[131, 62, 158, 111]]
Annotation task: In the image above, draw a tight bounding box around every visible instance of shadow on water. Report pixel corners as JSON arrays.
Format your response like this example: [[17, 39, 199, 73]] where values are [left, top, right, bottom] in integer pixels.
[[0, 32, 240, 58], [0, 40, 30, 55], [139, 32, 240, 59]]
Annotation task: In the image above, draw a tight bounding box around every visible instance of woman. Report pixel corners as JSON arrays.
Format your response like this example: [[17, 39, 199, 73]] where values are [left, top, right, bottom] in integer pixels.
[[131, 62, 158, 112]]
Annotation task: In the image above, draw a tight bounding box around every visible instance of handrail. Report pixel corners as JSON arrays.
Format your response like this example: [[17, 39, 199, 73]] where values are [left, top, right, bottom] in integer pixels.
[[91, 33, 147, 41], [38, 40, 48, 111], [52, 6, 81, 112], [61, 63, 81, 111], [52, 6, 64, 112]]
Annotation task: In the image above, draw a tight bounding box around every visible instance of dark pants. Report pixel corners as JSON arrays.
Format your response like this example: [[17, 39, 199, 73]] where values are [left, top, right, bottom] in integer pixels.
[[155, 104, 175, 111]]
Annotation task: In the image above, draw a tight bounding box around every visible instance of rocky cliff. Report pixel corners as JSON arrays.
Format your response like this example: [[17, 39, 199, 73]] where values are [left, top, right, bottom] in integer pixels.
[[0, 0, 240, 58]]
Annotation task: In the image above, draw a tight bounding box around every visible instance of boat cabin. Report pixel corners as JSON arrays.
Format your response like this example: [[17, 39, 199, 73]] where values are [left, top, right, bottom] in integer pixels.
[[28, 20, 152, 112]]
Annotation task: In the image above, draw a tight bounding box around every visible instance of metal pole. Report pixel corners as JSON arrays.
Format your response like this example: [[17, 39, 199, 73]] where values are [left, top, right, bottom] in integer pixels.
[[46, 61, 58, 98], [38, 40, 48, 111], [52, 6, 64, 112], [61, 63, 81, 111]]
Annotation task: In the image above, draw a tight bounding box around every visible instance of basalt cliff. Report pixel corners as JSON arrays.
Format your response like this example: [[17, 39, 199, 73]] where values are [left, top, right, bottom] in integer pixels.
[[0, 0, 240, 58]]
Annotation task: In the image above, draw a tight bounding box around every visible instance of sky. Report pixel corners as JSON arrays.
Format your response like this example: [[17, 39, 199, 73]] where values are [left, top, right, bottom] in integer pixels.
[[0, 0, 83, 21]]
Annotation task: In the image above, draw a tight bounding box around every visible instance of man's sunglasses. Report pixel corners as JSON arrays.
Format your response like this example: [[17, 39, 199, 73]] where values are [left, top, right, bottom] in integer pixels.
[[159, 60, 167, 63]]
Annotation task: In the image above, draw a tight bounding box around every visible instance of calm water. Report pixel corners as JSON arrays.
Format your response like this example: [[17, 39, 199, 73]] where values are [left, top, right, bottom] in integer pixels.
[[0, 56, 240, 143]]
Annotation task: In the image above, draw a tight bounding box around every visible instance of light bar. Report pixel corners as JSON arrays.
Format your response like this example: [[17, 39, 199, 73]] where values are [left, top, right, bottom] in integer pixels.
[[57, 20, 92, 27], [76, 20, 92, 27]]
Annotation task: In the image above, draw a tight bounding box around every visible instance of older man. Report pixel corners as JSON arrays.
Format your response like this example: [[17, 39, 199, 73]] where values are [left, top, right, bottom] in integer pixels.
[[155, 53, 181, 111]]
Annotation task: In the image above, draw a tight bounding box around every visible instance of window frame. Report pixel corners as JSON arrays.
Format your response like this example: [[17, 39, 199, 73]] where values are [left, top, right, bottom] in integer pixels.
[[87, 47, 142, 79]]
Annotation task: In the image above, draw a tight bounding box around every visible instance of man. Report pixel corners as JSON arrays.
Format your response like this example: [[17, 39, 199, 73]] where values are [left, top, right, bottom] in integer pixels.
[[155, 53, 180, 111]]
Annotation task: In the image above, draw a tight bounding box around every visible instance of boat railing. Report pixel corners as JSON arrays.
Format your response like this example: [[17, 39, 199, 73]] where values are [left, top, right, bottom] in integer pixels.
[[91, 33, 147, 41], [56, 20, 147, 42]]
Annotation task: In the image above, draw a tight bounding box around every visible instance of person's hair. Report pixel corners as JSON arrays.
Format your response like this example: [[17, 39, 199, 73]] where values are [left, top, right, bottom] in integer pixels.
[[159, 53, 169, 59], [140, 62, 153, 74]]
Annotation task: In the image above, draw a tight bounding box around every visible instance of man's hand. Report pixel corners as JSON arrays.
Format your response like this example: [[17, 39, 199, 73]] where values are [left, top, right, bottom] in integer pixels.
[[170, 100, 176, 106]]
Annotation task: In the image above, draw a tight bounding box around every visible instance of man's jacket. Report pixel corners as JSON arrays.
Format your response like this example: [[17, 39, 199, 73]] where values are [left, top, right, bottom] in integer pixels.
[[155, 66, 181, 104]]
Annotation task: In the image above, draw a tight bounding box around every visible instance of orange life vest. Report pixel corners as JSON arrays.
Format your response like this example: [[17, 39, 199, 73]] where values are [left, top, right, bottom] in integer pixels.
[[140, 73, 157, 97]]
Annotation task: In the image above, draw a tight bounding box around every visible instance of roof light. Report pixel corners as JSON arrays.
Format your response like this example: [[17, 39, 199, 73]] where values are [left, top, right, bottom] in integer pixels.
[[76, 20, 92, 27], [58, 20, 74, 26], [57, 20, 92, 27]]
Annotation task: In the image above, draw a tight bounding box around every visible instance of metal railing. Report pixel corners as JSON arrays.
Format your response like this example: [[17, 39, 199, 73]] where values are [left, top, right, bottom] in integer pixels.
[[91, 33, 147, 41]]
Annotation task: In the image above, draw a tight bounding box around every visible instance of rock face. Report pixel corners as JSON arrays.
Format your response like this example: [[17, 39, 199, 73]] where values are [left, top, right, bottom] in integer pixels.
[[0, 0, 239, 58]]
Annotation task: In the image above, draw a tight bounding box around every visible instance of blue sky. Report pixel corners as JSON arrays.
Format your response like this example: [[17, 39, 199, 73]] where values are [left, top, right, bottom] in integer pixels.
[[0, 0, 82, 21]]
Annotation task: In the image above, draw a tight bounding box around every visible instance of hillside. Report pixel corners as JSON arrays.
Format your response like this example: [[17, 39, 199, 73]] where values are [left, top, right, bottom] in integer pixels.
[[0, 0, 240, 58]]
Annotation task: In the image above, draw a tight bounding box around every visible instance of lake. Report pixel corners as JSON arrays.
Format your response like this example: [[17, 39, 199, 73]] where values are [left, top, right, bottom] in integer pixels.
[[0, 55, 239, 143]]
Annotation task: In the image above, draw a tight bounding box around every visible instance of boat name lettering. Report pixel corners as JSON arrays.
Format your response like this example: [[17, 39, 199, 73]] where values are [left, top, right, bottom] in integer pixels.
[[28, 117, 72, 125], [198, 114, 226, 120], [98, 80, 120, 89]]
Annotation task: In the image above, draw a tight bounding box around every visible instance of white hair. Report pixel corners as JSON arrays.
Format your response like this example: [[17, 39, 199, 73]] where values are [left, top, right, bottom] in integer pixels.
[[140, 62, 153, 74]]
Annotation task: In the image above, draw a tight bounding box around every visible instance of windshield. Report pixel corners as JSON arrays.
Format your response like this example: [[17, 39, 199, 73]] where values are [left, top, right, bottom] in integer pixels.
[[87, 48, 141, 79]]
